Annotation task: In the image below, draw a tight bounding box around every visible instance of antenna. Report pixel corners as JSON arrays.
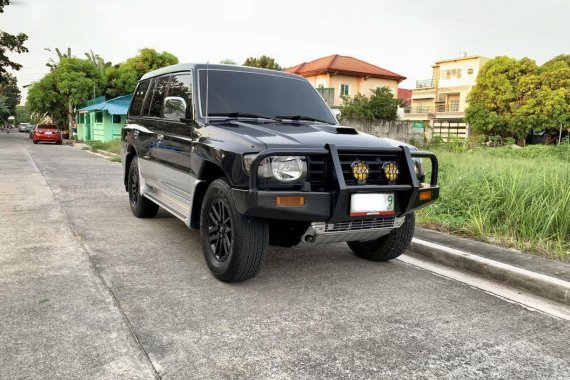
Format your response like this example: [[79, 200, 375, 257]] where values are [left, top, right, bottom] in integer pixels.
[[205, 61, 210, 126]]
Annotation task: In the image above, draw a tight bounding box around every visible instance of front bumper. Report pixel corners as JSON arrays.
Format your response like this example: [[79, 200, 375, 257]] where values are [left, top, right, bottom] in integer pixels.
[[233, 144, 439, 222]]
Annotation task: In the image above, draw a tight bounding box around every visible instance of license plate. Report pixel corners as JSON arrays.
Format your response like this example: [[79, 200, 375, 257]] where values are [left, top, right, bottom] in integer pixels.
[[45, 132, 52, 135], [350, 193, 395, 216]]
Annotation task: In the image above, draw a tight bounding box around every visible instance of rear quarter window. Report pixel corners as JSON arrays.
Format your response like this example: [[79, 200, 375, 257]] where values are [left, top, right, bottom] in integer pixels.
[[129, 80, 150, 117]]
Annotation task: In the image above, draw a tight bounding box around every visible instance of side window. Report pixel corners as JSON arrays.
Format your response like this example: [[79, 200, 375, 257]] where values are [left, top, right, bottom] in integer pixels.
[[95, 112, 103, 123], [112, 115, 121, 123], [164, 73, 192, 121], [141, 79, 156, 116], [129, 80, 150, 117], [148, 75, 171, 118]]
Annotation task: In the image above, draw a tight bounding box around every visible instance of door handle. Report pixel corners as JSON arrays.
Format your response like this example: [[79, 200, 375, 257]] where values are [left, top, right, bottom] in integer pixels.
[[157, 134, 164, 143]]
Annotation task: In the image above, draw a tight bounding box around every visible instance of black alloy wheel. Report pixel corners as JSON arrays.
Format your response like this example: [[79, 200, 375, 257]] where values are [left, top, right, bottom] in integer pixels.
[[127, 157, 159, 218], [200, 179, 269, 282], [207, 199, 233, 262]]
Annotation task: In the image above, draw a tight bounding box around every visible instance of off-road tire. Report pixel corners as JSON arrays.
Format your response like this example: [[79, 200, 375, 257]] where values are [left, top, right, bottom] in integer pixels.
[[128, 157, 159, 218], [347, 213, 415, 261], [200, 179, 269, 282]]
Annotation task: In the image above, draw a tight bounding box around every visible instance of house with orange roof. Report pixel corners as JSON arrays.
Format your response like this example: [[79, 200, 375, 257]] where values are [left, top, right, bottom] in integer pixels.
[[285, 54, 406, 108]]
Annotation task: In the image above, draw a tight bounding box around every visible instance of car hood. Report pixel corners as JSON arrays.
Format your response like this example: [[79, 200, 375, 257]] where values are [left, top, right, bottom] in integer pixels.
[[203, 120, 409, 151]]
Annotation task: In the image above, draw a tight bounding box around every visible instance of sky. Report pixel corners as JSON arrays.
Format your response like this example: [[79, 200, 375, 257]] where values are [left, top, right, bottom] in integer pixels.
[[2, 0, 570, 103]]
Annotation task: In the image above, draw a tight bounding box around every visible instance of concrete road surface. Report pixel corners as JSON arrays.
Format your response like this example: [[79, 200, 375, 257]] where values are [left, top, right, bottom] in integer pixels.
[[1, 133, 569, 379]]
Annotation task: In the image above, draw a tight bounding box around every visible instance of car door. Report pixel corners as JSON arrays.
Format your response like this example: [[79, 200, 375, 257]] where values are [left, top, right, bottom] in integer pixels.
[[125, 78, 157, 181], [150, 72, 196, 200]]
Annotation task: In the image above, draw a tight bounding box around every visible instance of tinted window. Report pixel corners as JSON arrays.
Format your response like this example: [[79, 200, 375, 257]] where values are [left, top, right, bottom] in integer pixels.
[[148, 75, 171, 118], [141, 79, 155, 116], [165, 73, 192, 120], [129, 80, 150, 117], [198, 70, 336, 124]]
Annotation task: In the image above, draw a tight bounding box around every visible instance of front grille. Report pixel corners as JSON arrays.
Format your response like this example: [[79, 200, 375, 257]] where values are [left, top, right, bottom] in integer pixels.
[[307, 156, 328, 191], [312, 217, 397, 234], [338, 152, 399, 186]]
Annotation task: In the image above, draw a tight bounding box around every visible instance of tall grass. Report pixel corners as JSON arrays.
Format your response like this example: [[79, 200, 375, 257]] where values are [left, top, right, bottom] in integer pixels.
[[418, 147, 570, 260]]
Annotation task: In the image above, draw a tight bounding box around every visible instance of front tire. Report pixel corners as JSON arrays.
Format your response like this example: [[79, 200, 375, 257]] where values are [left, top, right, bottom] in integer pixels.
[[348, 213, 415, 261], [200, 179, 269, 282], [127, 157, 159, 218]]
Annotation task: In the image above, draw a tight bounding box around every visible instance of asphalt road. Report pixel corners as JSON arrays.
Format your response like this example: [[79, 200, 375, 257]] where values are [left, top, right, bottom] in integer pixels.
[[1, 133, 569, 380]]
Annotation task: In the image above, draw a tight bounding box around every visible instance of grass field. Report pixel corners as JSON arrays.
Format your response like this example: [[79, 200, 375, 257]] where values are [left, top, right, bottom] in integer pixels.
[[418, 144, 570, 261]]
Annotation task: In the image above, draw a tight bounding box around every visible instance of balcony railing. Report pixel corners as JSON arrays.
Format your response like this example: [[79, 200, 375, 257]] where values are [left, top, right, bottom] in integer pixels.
[[404, 106, 434, 114], [436, 103, 460, 113], [415, 79, 434, 88], [412, 88, 435, 99]]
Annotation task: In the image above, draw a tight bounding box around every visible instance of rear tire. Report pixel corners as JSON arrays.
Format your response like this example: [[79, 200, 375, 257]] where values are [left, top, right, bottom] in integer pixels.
[[56, 140, 62, 145], [33, 140, 38, 144], [348, 213, 415, 261], [127, 157, 159, 218], [200, 179, 269, 282]]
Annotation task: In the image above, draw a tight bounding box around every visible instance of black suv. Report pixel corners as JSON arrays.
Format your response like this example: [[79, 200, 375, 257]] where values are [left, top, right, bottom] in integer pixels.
[[122, 64, 439, 282]]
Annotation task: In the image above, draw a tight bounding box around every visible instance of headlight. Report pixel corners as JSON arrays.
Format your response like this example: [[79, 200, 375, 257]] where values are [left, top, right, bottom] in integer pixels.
[[412, 158, 425, 182], [271, 156, 306, 182], [243, 154, 306, 182]]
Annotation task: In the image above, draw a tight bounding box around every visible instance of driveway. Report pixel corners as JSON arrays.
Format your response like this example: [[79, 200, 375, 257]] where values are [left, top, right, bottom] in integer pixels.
[[1, 133, 569, 379]]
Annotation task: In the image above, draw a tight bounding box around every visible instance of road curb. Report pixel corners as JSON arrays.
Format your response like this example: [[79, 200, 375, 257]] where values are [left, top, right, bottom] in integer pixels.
[[410, 238, 570, 306]]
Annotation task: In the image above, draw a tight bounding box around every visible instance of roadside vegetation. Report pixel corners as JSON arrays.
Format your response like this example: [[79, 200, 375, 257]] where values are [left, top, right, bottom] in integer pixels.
[[418, 143, 570, 261], [86, 139, 121, 155]]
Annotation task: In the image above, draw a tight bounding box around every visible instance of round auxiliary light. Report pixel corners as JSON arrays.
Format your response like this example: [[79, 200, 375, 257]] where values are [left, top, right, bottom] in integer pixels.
[[383, 161, 399, 182]]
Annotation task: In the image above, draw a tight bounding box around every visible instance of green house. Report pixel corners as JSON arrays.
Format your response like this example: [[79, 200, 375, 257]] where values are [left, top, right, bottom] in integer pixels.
[[76, 94, 132, 142]]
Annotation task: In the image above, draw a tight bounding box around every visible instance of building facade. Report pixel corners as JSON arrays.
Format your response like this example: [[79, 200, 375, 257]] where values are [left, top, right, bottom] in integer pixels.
[[76, 95, 132, 142], [285, 55, 406, 108], [406, 55, 489, 138]]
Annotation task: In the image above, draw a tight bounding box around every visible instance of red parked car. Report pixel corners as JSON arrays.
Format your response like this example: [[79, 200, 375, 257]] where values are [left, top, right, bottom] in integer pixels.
[[33, 124, 62, 145]]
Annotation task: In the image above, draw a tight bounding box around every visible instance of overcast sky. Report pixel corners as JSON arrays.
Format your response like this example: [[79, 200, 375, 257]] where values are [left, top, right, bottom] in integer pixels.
[[3, 0, 569, 102]]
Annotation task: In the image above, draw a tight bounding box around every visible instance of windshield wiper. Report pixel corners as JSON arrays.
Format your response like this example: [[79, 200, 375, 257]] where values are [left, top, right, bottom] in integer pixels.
[[208, 112, 278, 121], [274, 115, 332, 124]]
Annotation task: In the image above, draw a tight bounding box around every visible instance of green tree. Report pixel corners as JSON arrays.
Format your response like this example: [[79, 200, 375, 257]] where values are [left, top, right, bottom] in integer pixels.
[[220, 58, 236, 65], [45, 47, 72, 70], [85, 49, 111, 74], [368, 87, 399, 120], [15, 104, 30, 124], [466, 56, 538, 141], [243, 55, 281, 70], [0, 72, 20, 115], [340, 87, 399, 121], [542, 54, 570, 70], [105, 48, 178, 98], [0, 94, 10, 121], [0, 0, 28, 83], [28, 58, 105, 130]]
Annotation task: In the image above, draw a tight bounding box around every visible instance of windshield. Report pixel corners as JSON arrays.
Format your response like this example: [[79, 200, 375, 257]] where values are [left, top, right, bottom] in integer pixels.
[[198, 69, 337, 125]]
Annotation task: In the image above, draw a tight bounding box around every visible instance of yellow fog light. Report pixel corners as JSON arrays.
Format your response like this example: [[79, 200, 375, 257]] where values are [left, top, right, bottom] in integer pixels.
[[383, 161, 399, 182], [276, 196, 305, 207]]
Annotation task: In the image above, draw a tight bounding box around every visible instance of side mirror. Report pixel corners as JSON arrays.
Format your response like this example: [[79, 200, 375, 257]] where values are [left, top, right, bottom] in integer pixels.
[[164, 96, 190, 121]]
